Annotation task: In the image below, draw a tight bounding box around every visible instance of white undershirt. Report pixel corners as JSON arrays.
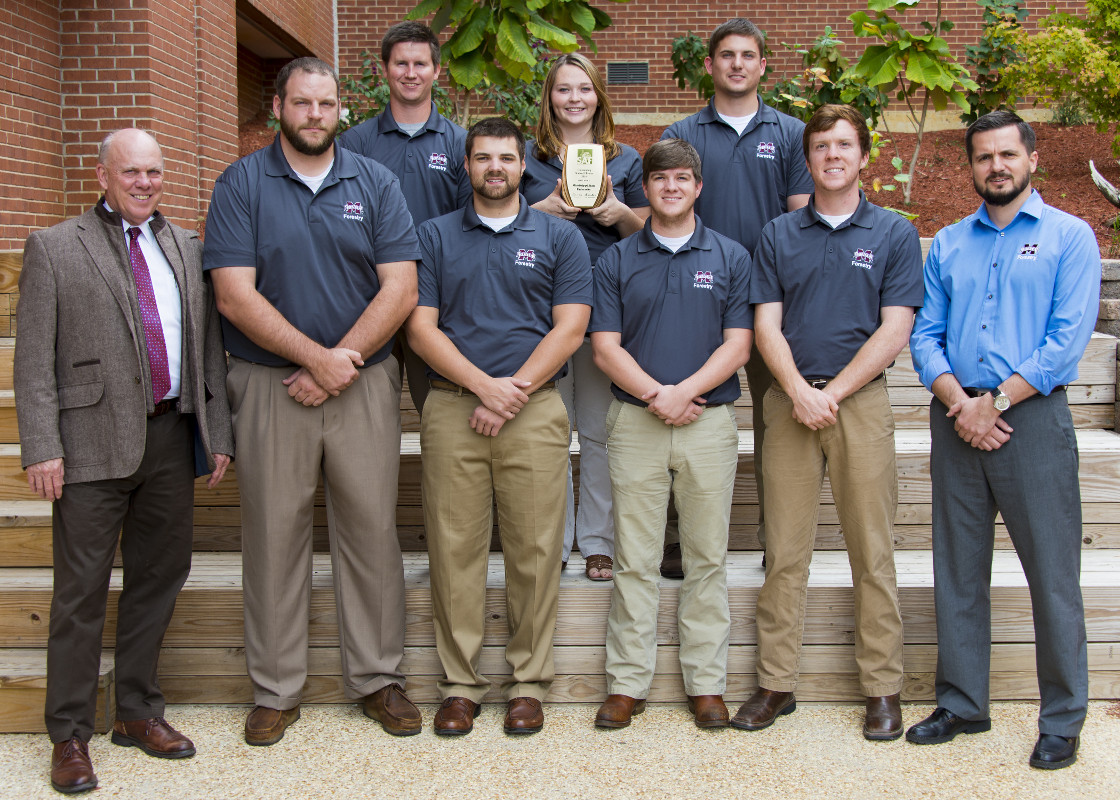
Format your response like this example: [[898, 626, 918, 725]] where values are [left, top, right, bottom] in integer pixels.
[[397, 121, 425, 137], [718, 112, 756, 136], [294, 161, 333, 194], [653, 231, 692, 253], [478, 214, 518, 232], [818, 212, 854, 228], [105, 204, 183, 399]]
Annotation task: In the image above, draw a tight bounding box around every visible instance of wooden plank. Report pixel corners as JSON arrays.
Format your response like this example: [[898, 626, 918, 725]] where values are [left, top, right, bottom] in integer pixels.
[[0, 253, 21, 295], [0, 652, 113, 733], [2, 552, 1119, 649]]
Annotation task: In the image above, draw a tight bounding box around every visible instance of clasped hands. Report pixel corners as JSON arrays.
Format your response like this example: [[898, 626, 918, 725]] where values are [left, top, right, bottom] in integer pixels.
[[470, 377, 532, 437], [283, 347, 364, 407], [643, 384, 705, 426], [947, 394, 1013, 451]]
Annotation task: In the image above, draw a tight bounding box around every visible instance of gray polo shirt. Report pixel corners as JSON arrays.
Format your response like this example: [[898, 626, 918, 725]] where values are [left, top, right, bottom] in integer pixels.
[[202, 135, 421, 367], [520, 140, 649, 261], [417, 197, 593, 382], [589, 217, 753, 407], [662, 100, 814, 253], [339, 102, 471, 225], [750, 193, 924, 378]]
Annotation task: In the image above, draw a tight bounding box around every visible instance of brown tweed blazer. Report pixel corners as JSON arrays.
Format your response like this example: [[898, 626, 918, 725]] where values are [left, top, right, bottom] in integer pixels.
[[14, 203, 234, 484]]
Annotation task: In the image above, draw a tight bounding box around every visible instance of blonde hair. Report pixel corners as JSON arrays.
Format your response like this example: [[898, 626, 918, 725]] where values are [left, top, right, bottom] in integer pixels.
[[534, 53, 620, 162]]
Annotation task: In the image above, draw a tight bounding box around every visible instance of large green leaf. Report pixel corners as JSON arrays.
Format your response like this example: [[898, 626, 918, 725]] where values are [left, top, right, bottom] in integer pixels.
[[448, 48, 487, 88], [449, 7, 492, 56], [569, 2, 596, 32], [497, 14, 536, 65], [407, 0, 444, 21], [527, 15, 578, 49]]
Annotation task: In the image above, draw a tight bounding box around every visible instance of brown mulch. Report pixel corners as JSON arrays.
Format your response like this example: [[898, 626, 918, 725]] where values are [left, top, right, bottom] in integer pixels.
[[237, 115, 1119, 254]]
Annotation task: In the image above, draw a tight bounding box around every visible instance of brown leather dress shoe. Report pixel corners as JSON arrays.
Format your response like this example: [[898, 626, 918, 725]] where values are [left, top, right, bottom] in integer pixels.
[[244, 705, 301, 746], [111, 716, 196, 758], [434, 697, 480, 736], [730, 688, 796, 731], [688, 695, 730, 728], [50, 737, 97, 794], [504, 697, 544, 734], [595, 694, 647, 728], [863, 693, 903, 741], [362, 683, 422, 736]]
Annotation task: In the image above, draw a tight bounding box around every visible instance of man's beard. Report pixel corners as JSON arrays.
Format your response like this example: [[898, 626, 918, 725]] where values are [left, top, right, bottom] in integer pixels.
[[974, 170, 1030, 207], [280, 116, 335, 157]]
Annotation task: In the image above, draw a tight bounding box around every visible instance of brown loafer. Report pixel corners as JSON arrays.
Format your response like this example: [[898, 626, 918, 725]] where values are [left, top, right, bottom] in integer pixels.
[[688, 694, 730, 728], [111, 716, 196, 758], [863, 693, 903, 741], [244, 705, 301, 746], [595, 694, 647, 728], [434, 697, 480, 736], [730, 688, 796, 731], [503, 696, 544, 734], [362, 683, 422, 736], [50, 737, 97, 794]]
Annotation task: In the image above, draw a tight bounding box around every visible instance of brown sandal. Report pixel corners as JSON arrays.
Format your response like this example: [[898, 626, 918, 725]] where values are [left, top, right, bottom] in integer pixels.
[[585, 554, 613, 581]]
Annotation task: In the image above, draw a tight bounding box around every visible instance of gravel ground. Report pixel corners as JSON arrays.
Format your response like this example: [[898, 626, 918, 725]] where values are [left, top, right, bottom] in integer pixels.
[[3, 701, 1119, 800]]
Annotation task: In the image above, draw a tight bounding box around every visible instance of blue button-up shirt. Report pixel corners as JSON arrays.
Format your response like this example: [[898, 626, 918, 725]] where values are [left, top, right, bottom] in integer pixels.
[[910, 190, 1101, 395]]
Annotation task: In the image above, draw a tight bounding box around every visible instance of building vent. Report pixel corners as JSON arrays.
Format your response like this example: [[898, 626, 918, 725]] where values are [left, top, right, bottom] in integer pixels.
[[607, 62, 649, 85]]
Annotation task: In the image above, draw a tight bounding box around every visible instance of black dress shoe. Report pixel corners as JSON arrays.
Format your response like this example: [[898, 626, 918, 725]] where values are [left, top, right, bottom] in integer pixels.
[[1029, 734, 1079, 769], [660, 542, 684, 579], [905, 707, 991, 744]]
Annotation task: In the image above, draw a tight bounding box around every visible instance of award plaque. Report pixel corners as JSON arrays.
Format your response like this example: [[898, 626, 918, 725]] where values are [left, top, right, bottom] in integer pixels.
[[561, 143, 609, 209]]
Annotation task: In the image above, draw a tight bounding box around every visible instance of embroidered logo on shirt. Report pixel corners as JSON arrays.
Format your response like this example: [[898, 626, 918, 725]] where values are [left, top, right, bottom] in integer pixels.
[[428, 152, 448, 171], [851, 248, 875, 270], [515, 248, 537, 268], [693, 270, 714, 290], [343, 201, 365, 221], [1017, 243, 1039, 260], [756, 142, 776, 160]]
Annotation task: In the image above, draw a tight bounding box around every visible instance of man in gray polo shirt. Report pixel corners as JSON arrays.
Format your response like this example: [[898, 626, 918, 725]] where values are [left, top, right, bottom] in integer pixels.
[[591, 138, 752, 731], [660, 18, 814, 577], [204, 57, 422, 745], [732, 104, 923, 739], [339, 21, 470, 414], [406, 117, 592, 736]]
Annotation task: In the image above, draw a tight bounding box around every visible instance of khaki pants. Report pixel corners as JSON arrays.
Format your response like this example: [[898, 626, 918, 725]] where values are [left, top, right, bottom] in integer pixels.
[[228, 357, 406, 709], [604, 400, 738, 697], [422, 386, 569, 702], [755, 377, 903, 696]]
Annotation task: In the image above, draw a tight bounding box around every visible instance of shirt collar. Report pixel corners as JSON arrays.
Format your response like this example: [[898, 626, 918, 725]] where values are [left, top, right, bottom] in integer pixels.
[[95, 198, 165, 239], [974, 188, 1044, 230], [801, 190, 875, 230], [461, 195, 536, 233], [698, 97, 777, 129], [263, 133, 357, 184], [635, 215, 715, 253], [377, 101, 441, 135]]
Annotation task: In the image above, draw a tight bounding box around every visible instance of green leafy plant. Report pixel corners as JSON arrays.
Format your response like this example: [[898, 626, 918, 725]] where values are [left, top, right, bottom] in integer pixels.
[[847, 0, 979, 204], [1000, 0, 1120, 155], [407, 0, 624, 124], [762, 27, 887, 128], [670, 32, 713, 100], [960, 0, 1028, 124]]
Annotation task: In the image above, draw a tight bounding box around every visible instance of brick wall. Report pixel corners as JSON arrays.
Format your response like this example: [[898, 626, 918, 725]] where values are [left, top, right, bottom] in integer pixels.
[[248, 0, 334, 63], [1, 0, 64, 251], [337, 0, 1088, 117], [238, 44, 265, 123]]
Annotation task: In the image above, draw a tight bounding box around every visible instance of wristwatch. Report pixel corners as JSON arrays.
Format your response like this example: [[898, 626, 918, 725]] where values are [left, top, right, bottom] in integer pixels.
[[991, 387, 1011, 412]]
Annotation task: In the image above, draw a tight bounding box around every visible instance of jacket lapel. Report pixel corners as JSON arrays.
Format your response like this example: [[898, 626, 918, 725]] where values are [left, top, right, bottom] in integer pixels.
[[76, 210, 141, 349]]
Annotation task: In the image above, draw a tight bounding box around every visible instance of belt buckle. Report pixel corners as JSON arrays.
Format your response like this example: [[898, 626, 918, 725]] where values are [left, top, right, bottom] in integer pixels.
[[808, 379, 828, 390]]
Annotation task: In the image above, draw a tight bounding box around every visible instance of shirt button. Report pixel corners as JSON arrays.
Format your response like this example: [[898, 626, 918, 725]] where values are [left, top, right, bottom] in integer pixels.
[[979, 357, 984, 362], [992, 263, 998, 268], [982, 324, 987, 329], [135, 376, 141, 384], [987, 294, 993, 299]]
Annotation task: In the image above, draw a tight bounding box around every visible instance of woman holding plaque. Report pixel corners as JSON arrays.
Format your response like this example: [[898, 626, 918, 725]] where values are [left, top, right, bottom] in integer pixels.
[[522, 53, 650, 581]]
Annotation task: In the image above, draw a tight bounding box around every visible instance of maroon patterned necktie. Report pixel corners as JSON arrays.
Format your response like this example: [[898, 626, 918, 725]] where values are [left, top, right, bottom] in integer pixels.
[[126, 227, 171, 404]]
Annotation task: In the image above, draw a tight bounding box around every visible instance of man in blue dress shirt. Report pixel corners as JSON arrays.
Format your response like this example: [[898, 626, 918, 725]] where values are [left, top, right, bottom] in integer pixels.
[[907, 111, 1101, 770]]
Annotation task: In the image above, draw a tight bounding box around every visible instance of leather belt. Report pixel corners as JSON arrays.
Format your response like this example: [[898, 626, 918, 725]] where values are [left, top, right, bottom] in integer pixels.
[[148, 399, 177, 418], [963, 385, 1065, 398], [801, 373, 885, 391], [430, 380, 556, 396]]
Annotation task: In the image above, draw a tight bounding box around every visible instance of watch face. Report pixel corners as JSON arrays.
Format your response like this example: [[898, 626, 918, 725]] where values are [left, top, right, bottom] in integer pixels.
[[994, 394, 1011, 411]]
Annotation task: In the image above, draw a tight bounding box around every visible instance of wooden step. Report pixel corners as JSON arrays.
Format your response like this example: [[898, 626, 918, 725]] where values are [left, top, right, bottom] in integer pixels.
[[3, 429, 1119, 561], [0, 334, 1115, 433], [0, 650, 113, 733]]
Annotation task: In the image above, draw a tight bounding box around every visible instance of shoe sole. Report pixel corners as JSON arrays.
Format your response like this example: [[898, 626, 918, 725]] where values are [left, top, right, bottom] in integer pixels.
[[110, 731, 196, 758], [729, 700, 796, 731], [863, 726, 904, 741], [244, 709, 301, 746], [1029, 754, 1077, 770], [595, 700, 647, 729], [50, 778, 98, 794], [905, 718, 991, 745], [503, 724, 543, 734], [695, 718, 731, 729], [434, 726, 474, 736]]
